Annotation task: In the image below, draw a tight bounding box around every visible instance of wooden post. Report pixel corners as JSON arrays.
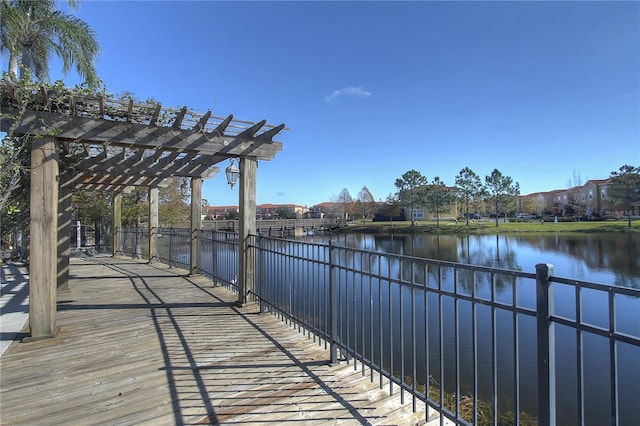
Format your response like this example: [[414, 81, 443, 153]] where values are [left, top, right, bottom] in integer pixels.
[[190, 177, 203, 275], [112, 193, 122, 256], [148, 187, 159, 263], [57, 170, 73, 293], [27, 136, 59, 340], [237, 157, 257, 306]]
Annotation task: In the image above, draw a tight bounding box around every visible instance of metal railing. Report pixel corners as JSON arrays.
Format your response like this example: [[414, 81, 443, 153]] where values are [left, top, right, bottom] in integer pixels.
[[119, 227, 240, 291], [199, 229, 239, 290], [116, 228, 640, 425], [118, 226, 149, 259], [250, 235, 640, 426], [202, 218, 343, 234]]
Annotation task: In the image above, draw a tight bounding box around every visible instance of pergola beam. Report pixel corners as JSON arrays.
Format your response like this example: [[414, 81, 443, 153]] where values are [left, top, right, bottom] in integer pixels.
[[193, 111, 211, 133], [172, 106, 188, 129], [72, 173, 171, 191], [213, 114, 233, 136], [1, 110, 284, 159]]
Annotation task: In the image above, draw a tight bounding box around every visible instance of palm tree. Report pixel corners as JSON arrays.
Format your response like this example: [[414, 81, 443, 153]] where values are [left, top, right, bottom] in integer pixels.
[[1, 0, 99, 86]]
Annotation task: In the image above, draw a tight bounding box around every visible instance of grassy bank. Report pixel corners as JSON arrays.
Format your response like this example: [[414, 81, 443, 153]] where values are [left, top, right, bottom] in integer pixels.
[[342, 219, 640, 235]]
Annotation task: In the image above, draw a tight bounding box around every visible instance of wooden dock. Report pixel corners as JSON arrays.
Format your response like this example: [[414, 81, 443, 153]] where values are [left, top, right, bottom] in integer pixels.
[[0, 257, 430, 425]]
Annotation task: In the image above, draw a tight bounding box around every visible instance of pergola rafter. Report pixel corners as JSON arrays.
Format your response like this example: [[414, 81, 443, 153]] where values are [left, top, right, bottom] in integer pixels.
[[71, 172, 171, 192], [7, 110, 283, 163], [0, 79, 288, 340], [70, 146, 220, 179]]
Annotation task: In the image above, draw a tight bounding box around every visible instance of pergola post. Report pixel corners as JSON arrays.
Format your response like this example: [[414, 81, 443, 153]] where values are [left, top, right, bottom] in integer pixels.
[[27, 135, 59, 340], [190, 177, 203, 275], [237, 157, 257, 306], [112, 193, 122, 256], [148, 187, 159, 263], [57, 169, 73, 293]]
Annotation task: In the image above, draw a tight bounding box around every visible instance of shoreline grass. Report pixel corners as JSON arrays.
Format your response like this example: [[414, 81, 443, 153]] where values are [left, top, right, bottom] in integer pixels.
[[341, 219, 640, 235]]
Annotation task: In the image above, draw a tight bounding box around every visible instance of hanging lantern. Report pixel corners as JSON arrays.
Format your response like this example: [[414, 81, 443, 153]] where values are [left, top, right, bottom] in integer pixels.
[[225, 158, 240, 189]]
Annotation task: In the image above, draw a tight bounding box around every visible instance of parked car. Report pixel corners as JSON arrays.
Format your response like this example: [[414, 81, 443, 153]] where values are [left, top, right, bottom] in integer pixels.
[[464, 213, 480, 219], [517, 213, 536, 219]]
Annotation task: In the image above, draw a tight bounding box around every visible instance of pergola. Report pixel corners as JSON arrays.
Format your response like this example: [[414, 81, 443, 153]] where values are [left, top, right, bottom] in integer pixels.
[[0, 80, 286, 340]]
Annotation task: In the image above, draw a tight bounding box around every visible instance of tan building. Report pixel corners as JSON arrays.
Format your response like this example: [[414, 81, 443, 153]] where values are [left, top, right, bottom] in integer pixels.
[[309, 202, 341, 219], [582, 179, 612, 216], [202, 205, 238, 220], [517, 178, 614, 217], [517, 190, 564, 216], [412, 186, 459, 221], [257, 203, 308, 219]]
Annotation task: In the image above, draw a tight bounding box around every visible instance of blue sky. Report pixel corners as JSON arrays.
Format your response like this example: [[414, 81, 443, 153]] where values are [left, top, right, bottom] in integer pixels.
[[12, 1, 640, 207]]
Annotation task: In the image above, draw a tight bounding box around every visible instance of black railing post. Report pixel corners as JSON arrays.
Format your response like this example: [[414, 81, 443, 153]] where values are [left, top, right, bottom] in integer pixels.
[[212, 231, 217, 285], [169, 227, 174, 268], [257, 236, 266, 314], [329, 240, 339, 365], [536, 263, 556, 426]]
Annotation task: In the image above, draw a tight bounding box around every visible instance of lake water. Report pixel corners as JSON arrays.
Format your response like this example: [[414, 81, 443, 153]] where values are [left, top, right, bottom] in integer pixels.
[[310, 232, 640, 288], [293, 231, 640, 424]]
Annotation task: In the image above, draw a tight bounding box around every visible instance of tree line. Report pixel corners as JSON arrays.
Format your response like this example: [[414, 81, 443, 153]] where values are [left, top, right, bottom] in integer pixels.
[[331, 168, 519, 228], [331, 165, 640, 228]]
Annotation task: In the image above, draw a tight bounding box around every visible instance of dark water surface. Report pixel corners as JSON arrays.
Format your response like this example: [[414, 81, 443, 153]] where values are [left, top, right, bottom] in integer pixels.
[[297, 232, 640, 424], [315, 232, 640, 288]]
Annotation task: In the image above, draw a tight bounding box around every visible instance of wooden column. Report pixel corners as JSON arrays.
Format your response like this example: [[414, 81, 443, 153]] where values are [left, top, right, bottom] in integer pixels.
[[190, 177, 202, 275], [28, 135, 59, 339], [112, 193, 122, 256], [148, 187, 159, 263], [57, 170, 73, 293], [237, 157, 257, 306]]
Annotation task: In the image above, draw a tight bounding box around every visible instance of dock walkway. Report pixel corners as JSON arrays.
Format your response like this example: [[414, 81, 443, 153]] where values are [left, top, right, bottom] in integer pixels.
[[1, 257, 428, 425]]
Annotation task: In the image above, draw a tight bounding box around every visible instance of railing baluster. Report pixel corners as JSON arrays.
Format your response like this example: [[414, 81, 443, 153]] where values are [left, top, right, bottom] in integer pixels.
[[576, 285, 584, 425], [379, 254, 384, 390], [609, 289, 618, 425], [472, 270, 478, 425], [514, 276, 520, 426], [169, 227, 174, 268], [412, 266, 417, 412], [438, 265, 444, 416], [491, 271, 498, 426], [400, 261, 405, 405], [329, 240, 338, 365], [454, 268, 460, 419], [536, 263, 556, 426]]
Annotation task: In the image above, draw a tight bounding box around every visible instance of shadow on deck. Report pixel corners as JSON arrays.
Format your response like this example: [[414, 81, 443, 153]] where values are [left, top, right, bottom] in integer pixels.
[[1, 257, 427, 425]]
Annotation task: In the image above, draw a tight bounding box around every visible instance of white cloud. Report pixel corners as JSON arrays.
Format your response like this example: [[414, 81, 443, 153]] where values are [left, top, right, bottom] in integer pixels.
[[325, 86, 372, 103]]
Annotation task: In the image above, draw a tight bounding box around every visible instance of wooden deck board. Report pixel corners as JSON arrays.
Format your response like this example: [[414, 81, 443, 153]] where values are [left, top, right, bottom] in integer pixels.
[[1, 257, 430, 425]]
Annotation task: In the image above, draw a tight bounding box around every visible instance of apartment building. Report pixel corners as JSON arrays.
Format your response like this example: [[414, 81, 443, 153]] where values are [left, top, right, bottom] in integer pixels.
[[202, 205, 238, 220], [256, 204, 309, 219], [517, 179, 614, 217]]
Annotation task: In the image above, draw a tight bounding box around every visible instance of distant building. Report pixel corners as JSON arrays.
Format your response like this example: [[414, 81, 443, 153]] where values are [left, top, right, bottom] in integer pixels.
[[517, 190, 564, 216], [256, 204, 308, 219], [309, 202, 340, 219], [517, 178, 615, 217], [411, 185, 459, 221], [202, 205, 238, 220], [203, 204, 309, 220]]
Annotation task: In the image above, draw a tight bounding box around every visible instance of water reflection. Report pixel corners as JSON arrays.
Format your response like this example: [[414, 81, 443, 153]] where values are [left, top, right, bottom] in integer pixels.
[[314, 232, 640, 288], [281, 232, 640, 423]]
